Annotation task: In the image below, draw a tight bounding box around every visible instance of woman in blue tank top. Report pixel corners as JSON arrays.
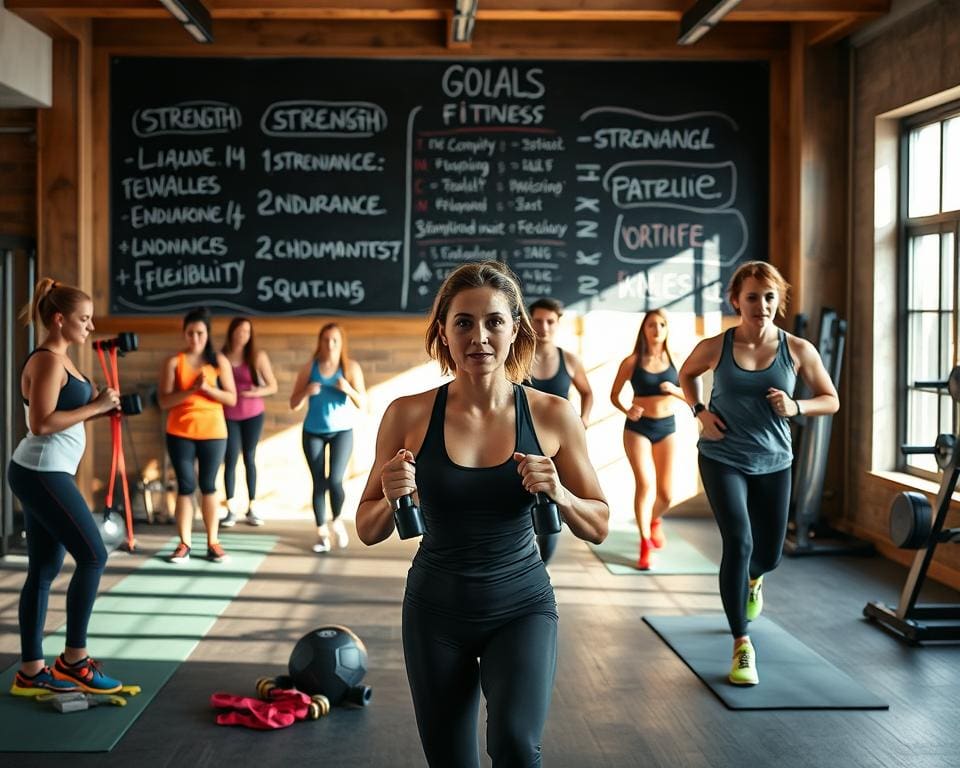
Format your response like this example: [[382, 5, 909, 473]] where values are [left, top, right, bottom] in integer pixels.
[[8, 278, 124, 697], [526, 297, 594, 564], [356, 261, 608, 768], [679, 262, 838, 686], [609, 309, 687, 570], [290, 322, 366, 553]]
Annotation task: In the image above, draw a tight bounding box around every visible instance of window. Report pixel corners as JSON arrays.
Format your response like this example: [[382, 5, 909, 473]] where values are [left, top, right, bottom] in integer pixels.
[[901, 106, 960, 475]]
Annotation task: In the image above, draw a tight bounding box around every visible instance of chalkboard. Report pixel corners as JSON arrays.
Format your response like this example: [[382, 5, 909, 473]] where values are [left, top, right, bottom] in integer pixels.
[[110, 57, 768, 316]]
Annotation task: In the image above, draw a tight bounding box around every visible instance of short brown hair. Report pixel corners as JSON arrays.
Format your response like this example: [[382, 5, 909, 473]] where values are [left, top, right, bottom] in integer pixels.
[[19, 277, 91, 329], [528, 298, 564, 317], [425, 261, 536, 383], [727, 261, 790, 317]]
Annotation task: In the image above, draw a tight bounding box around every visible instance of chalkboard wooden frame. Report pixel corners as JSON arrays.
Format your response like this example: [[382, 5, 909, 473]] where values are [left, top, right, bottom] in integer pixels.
[[107, 56, 770, 319]]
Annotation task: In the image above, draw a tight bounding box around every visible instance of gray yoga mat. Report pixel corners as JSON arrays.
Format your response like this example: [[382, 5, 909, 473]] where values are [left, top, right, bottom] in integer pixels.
[[643, 614, 888, 710]]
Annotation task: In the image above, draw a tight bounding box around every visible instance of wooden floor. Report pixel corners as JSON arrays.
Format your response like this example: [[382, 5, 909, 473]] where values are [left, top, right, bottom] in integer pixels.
[[2, 515, 960, 767]]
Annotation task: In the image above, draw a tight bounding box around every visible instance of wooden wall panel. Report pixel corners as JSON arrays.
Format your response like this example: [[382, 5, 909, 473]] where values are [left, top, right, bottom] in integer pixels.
[[0, 109, 36, 238]]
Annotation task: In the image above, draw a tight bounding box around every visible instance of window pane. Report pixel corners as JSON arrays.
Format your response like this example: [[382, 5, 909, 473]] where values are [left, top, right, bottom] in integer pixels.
[[942, 231, 956, 311], [944, 313, 955, 381], [944, 116, 960, 213], [906, 390, 939, 473], [941, 394, 956, 437], [907, 312, 942, 384], [908, 122, 942, 217], [909, 234, 941, 309]]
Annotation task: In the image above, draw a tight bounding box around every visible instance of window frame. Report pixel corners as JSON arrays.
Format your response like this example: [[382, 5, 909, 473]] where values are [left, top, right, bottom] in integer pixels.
[[898, 102, 960, 478]]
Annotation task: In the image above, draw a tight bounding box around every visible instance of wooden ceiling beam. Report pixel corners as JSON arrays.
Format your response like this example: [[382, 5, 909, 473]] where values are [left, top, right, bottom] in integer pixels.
[[5, 0, 890, 23]]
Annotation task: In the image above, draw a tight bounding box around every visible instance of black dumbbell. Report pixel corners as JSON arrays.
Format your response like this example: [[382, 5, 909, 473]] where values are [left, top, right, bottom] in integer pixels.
[[394, 495, 425, 539], [531, 493, 562, 535]]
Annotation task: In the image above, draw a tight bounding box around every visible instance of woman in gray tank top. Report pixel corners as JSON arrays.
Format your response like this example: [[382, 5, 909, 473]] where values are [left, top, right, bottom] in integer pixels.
[[679, 261, 838, 687]]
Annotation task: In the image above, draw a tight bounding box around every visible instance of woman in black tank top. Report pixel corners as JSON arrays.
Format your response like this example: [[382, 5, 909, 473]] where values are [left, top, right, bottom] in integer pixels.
[[357, 262, 609, 768], [526, 298, 595, 565], [609, 309, 687, 570]]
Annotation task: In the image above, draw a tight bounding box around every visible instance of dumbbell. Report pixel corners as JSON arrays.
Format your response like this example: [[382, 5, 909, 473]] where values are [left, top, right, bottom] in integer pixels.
[[394, 495, 425, 539], [900, 434, 957, 471], [531, 493, 561, 535]]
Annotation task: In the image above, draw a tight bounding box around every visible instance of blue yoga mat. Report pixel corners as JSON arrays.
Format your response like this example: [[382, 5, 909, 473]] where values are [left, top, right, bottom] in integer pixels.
[[589, 526, 718, 575], [0, 533, 276, 752], [643, 614, 888, 710]]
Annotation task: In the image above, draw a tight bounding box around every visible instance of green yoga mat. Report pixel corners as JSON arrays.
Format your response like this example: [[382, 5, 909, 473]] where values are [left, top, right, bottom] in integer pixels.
[[0, 533, 275, 752], [589, 526, 718, 575]]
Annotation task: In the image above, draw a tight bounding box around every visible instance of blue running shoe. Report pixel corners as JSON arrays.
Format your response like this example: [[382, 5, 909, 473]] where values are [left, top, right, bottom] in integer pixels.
[[10, 666, 80, 697], [52, 655, 122, 694]]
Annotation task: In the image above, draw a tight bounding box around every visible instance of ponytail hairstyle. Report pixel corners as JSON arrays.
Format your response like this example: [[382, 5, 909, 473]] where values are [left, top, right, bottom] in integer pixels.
[[19, 277, 90, 329], [222, 317, 259, 384], [632, 309, 674, 366], [183, 307, 218, 368], [314, 322, 352, 374]]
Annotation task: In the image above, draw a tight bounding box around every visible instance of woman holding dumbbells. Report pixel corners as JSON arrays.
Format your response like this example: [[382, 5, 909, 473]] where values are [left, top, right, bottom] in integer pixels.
[[357, 261, 608, 768], [679, 261, 838, 686], [158, 308, 236, 564], [8, 278, 124, 696]]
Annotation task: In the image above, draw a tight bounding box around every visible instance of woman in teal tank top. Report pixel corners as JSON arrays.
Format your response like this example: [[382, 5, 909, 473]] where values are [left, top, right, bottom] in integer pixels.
[[290, 323, 366, 553], [679, 261, 839, 687]]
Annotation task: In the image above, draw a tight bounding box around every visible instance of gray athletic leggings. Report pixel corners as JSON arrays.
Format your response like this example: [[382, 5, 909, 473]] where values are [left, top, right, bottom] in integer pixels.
[[402, 600, 558, 768], [302, 429, 353, 526], [698, 454, 791, 637]]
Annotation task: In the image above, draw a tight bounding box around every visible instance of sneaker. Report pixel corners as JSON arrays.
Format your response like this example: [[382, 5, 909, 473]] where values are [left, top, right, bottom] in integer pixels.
[[637, 537, 653, 571], [207, 542, 228, 562], [221, 509, 237, 528], [312, 537, 331, 554], [650, 518, 667, 549], [746, 575, 764, 621], [729, 642, 759, 686], [10, 666, 80, 697], [331, 519, 349, 548], [245, 509, 264, 527], [167, 542, 191, 564], [52, 655, 122, 694]]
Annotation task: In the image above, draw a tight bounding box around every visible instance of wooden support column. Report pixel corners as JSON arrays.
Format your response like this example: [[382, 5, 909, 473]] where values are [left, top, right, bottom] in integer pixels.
[[36, 20, 96, 504], [786, 22, 805, 316]]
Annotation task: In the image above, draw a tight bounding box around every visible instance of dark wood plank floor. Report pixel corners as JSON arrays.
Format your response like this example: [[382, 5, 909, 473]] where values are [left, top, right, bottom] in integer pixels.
[[2, 516, 960, 767]]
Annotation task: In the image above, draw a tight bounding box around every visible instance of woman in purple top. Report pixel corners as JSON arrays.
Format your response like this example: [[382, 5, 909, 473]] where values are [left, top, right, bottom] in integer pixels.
[[221, 318, 278, 526]]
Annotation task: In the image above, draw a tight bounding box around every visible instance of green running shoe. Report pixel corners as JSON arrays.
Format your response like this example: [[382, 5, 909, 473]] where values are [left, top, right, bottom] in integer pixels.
[[746, 575, 764, 621], [729, 641, 759, 686]]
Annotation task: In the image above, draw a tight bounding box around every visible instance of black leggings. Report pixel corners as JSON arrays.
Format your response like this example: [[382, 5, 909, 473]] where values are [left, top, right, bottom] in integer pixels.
[[698, 455, 791, 637], [224, 413, 265, 501], [302, 429, 353, 526], [402, 600, 558, 768], [8, 461, 107, 662], [166, 434, 227, 496]]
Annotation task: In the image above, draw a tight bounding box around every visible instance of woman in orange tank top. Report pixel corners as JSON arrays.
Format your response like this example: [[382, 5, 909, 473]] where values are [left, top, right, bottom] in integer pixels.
[[158, 308, 236, 564]]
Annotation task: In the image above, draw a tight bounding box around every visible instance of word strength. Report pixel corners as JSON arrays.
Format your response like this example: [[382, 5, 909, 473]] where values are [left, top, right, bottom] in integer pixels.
[[133, 102, 242, 137]]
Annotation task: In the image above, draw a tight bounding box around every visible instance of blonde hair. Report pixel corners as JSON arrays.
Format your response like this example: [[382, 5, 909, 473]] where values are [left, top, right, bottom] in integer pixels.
[[425, 261, 536, 383], [727, 261, 791, 317], [19, 278, 90, 329]]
